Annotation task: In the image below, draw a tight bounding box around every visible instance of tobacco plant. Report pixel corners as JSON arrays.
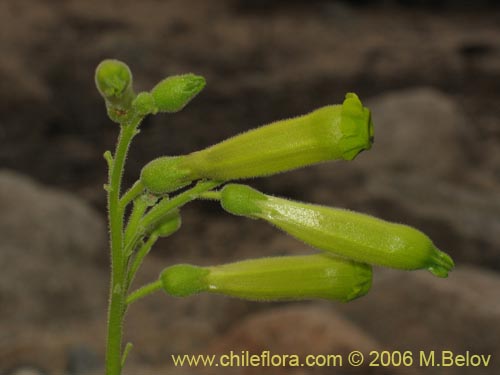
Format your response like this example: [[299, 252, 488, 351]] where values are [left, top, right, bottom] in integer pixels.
[[95, 59, 454, 375]]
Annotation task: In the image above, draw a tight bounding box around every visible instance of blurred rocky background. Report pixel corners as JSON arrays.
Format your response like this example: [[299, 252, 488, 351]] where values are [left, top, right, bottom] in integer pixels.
[[1, 0, 499, 374]]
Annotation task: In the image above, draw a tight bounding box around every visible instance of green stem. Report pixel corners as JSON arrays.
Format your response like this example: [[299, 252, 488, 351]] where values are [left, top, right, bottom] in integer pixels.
[[126, 234, 159, 290], [198, 191, 222, 200], [106, 118, 141, 375], [106, 127, 219, 375], [126, 280, 163, 305], [123, 196, 149, 255], [120, 180, 145, 210], [121, 343, 134, 368], [124, 197, 148, 241], [123, 231, 144, 258], [141, 180, 223, 231]]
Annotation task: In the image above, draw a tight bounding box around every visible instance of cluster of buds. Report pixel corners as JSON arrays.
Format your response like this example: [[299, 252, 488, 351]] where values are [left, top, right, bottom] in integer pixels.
[[95, 59, 205, 123]]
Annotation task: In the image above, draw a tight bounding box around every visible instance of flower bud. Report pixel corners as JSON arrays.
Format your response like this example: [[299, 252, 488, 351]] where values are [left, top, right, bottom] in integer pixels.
[[160, 254, 372, 302], [95, 59, 135, 110], [220, 184, 455, 278], [152, 209, 181, 237], [132, 92, 156, 116], [150, 74, 206, 113], [140, 93, 373, 193]]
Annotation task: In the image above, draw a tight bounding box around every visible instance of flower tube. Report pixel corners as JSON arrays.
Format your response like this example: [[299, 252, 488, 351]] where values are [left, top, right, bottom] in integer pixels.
[[141, 93, 373, 193], [219, 184, 455, 278], [160, 254, 372, 302]]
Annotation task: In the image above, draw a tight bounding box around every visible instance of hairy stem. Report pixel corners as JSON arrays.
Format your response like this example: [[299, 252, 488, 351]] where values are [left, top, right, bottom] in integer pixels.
[[126, 280, 163, 305], [198, 191, 222, 201], [106, 118, 141, 375], [141, 180, 222, 231], [120, 180, 145, 210], [126, 234, 159, 291], [124, 196, 149, 246], [121, 343, 134, 368]]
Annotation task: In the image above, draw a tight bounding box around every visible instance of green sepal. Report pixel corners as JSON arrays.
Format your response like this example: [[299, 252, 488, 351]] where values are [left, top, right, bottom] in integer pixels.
[[219, 184, 455, 277], [140, 156, 192, 194], [220, 183, 267, 218], [150, 74, 206, 113], [160, 264, 210, 297]]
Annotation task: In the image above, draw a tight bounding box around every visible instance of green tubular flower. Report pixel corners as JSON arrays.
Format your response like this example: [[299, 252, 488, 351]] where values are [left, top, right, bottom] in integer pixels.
[[220, 184, 455, 278], [140, 93, 373, 194], [160, 254, 372, 302]]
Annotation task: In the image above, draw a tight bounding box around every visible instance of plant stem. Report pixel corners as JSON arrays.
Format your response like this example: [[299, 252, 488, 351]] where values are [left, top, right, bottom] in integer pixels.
[[106, 123, 219, 375], [126, 280, 163, 305], [124, 196, 149, 246], [141, 180, 222, 231], [121, 343, 134, 368], [126, 234, 159, 290], [106, 119, 140, 375], [120, 180, 145, 210], [198, 191, 221, 200]]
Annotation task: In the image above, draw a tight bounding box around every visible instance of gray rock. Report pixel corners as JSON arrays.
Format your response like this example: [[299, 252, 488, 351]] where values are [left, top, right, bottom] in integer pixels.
[[0, 323, 105, 375], [5, 367, 47, 375], [335, 266, 500, 375], [203, 304, 396, 375], [0, 170, 106, 262], [66, 345, 101, 375], [362, 172, 500, 270], [0, 245, 107, 323], [0, 170, 107, 322], [354, 88, 466, 178]]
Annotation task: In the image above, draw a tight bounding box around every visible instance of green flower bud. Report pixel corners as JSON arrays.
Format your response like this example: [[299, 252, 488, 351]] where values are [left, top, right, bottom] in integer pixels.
[[95, 59, 135, 110], [220, 184, 455, 278], [132, 92, 157, 116], [150, 74, 206, 113], [152, 208, 181, 237], [160, 254, 372, 302], [140, 93, 373, 193]]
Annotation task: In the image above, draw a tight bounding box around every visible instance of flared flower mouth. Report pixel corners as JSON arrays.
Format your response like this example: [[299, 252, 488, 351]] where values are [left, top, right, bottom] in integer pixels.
[[339, 93, 374, 160]]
